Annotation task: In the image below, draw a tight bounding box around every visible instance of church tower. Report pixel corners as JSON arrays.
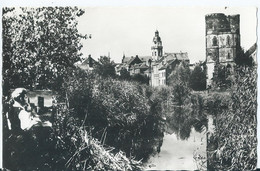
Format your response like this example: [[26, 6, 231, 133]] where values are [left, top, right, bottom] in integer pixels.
[[151, 30, 163, 61], [205, 13, 240, 87]]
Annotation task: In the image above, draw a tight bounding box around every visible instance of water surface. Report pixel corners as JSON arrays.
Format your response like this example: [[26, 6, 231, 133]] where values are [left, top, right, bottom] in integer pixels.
[[145, 107, 208, 170]]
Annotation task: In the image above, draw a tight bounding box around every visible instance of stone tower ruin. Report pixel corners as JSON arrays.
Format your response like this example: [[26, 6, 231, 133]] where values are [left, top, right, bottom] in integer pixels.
[[205, 13, 240, 87]]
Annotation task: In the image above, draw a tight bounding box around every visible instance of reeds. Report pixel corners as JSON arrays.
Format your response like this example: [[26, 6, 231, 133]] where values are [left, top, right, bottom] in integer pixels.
[[65, 128, 143, 170]]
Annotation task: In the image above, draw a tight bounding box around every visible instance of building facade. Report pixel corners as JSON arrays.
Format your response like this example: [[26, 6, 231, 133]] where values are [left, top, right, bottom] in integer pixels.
[[205, 13, 240, 87], [151, 53, 189, 87], [117, 30, 189, 87], [150, 31, 189, 87]]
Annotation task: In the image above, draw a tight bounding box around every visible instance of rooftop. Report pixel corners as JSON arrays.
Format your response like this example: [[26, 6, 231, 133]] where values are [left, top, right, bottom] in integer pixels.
[[164, 52, 189, 61]]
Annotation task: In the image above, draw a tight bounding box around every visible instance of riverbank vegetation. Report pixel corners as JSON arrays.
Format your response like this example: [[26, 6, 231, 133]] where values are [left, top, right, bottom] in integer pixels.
[[62, 68, 165, 161], [2, 7, 145, 170], [207, 66, 257, 170]]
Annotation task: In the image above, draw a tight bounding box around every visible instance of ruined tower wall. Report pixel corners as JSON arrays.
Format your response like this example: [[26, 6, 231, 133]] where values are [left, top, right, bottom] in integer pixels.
[[205, 13, 240, 87]]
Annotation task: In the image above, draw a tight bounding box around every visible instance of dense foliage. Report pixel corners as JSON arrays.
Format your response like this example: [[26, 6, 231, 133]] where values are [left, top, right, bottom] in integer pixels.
[[131, 73, 150, 85], [208, 66, 257, 170], [212, 64, 232, 89], [61, 69, 165, 162], [62, 68, 207, 164], [119, 68, 131, 80], [2, 7, 85, 92], [93, 56, 116, 78], [118, 68, 149, 85], [168, 62, 191, 105], [235, 46, 254, 67], [51, 101, 143, 170], [190, 65, 207, 91], [197, 91, 230, 112]]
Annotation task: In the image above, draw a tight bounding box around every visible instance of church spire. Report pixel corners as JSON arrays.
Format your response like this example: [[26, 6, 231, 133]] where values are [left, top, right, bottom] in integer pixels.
[[151, 30, 163, 61]]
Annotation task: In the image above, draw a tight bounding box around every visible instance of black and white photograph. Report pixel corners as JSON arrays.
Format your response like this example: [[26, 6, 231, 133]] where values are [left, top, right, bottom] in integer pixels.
[[1, 4, 258, 171]]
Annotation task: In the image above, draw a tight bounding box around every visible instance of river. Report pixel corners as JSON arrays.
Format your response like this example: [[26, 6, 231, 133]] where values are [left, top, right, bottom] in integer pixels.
[[145, 108, 211, 170]]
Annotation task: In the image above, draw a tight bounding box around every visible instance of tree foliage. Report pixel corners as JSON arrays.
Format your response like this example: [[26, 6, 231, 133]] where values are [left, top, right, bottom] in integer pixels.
[[94, 56, 116, 78], [131, 74, 149, 85], [3, 7, 86, 92], [235, 46, 253, 67], [212, 64, 232, 89], [168, 62, 190, 86], [119, 68, 131, 80], [190, 65, 206, 91], [168, 62, 191, 105]]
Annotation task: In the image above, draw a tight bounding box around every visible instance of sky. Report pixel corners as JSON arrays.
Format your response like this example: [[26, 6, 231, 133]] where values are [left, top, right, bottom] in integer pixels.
[[77, 7, 257, 64]]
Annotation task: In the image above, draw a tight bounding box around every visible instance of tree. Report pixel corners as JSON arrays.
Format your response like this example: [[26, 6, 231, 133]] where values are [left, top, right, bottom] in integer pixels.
[[94, 56, 116, 78], [190, 65, 206, 91], [168, 62, 191, 105], [212, 64, 231, 89], [168, 61, 190, 87], [235, 46, 253, 67], [131, 74, 149, 85], [119, 68, 131, 80], [3, 7, 86, 93]]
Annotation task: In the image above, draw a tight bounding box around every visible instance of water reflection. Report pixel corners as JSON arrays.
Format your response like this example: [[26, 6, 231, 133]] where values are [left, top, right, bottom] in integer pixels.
[[104, 106, 208, 168], [166, 107, 208, 140], [145, 107, 208, 170], [104, 115, 165, 162]]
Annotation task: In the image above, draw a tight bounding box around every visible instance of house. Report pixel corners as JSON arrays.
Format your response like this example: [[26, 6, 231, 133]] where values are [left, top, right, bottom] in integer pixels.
[[127, 55, 143, 71], [150, 51, 189, 87], [116, 55, 143, 74], [139, 56, 153, 66], [117, 30, 190, 86], [78, 55, 99, 71], [164, 52, 189, 63], [130, 63, 149, 75], [115, 63, 124, 75], [189, 63, 196, 71], [27, 90, 56, 115]]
